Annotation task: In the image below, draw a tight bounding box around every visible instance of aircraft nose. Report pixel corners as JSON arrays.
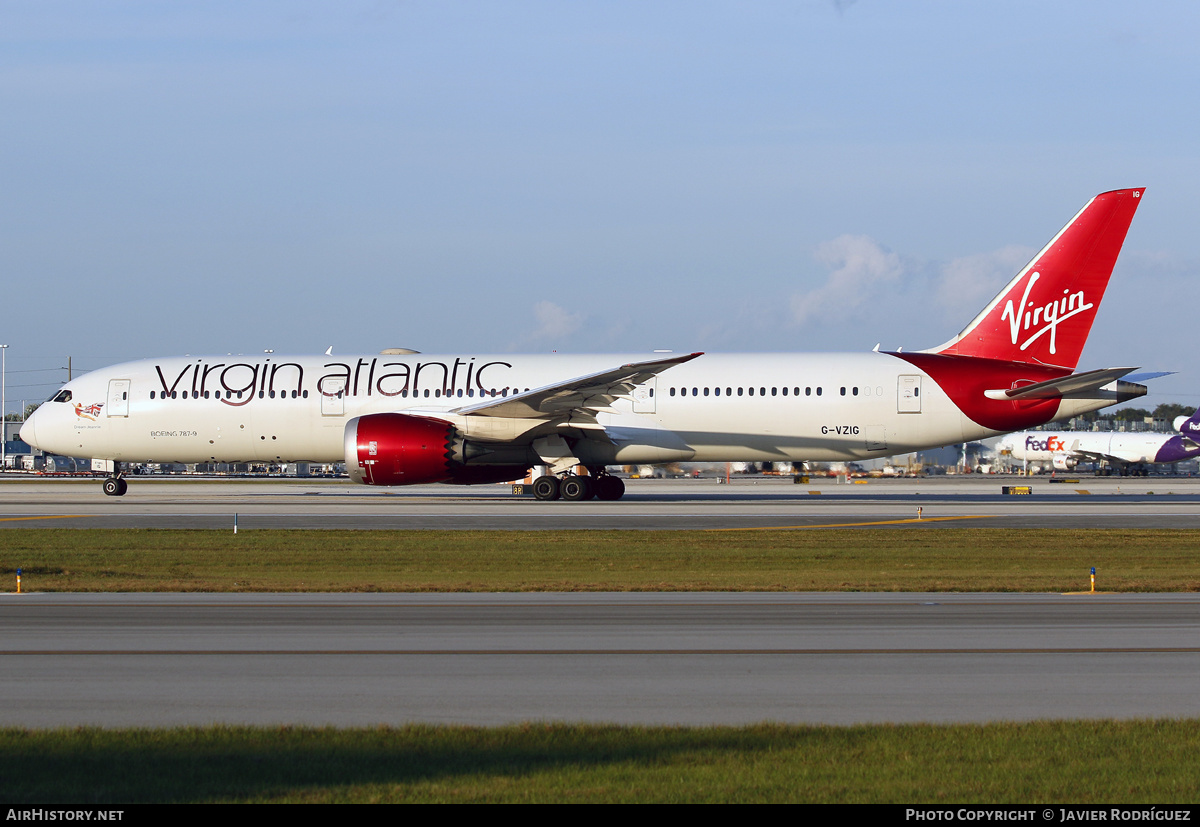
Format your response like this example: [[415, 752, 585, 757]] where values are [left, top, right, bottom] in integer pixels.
[[18, 413, 38, 449]]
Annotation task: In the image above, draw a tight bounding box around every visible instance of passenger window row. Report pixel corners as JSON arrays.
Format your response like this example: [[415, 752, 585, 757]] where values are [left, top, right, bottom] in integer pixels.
[[148, 387, 535, 400], [396, 387, 531, 399], [670, 386, 811, 397], [151, 390, 311, 400], [668, 386, 884, 398]]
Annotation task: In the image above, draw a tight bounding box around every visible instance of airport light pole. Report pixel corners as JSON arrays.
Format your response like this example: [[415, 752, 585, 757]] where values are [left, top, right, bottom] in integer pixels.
[[1, 344, 8, 472]]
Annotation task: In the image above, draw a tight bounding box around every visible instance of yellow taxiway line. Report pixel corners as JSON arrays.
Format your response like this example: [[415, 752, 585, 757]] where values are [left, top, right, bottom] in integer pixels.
[[0, 515, 87, 523], [707, 515, 994, 531]]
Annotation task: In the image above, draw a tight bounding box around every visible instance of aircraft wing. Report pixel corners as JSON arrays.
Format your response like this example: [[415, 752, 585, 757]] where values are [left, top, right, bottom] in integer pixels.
[[1068, 448, 1141, 466], [1062, 441, 1114, 464], [450, 352, 703, 419]]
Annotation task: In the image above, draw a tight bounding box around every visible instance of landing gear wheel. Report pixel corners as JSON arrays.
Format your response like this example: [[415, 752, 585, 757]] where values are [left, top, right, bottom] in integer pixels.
[[102, 478, 127, 497], [594, 475, 626, 501], [532, 474, 561, 501], [560, 475, 595, 501]]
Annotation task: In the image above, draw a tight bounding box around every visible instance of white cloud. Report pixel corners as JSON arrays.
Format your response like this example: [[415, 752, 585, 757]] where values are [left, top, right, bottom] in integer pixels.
[[527, 300, 585, 342], [935, 245, 1034, 322], [790, 234, 903, 326]]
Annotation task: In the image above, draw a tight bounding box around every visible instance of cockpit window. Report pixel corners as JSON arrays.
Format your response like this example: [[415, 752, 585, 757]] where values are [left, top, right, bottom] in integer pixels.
[[51, 390, 72, 403]]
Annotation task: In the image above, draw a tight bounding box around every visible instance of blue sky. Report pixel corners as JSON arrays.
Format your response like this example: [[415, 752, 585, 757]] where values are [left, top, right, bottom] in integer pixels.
[[3, 1, 1200, 413]]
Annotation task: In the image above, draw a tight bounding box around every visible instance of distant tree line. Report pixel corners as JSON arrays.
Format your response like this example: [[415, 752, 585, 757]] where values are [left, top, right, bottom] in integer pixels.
[[3, 403, 41, 422], [1074, 403, 1196, 424]]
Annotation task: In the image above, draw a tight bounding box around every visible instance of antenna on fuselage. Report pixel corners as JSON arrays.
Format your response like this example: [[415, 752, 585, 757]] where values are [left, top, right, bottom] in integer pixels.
[[324, 346, 333, 355]]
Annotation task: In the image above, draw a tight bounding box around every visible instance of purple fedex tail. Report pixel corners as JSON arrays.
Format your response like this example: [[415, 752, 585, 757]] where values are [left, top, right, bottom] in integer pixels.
[[1154, 411, 1200, 464], [1177, 410, 1200, 437]]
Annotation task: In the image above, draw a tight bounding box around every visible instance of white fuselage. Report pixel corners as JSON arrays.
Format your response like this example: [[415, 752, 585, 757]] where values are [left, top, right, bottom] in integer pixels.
[[23, 351, 1127, 470], [999, 430, 1192, 467]]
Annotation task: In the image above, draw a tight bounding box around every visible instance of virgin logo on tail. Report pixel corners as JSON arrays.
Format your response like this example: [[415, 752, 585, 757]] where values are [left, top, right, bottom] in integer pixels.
[[999, 271, 1093, 356]]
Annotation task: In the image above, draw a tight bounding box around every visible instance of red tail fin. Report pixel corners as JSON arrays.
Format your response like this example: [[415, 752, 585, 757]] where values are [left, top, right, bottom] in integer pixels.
[[929, 188, 1144, 370]]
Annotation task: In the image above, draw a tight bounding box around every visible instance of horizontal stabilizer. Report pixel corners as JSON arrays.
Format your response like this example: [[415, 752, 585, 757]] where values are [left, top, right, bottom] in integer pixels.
[[1123, 371, 1175, 383], [984, 367, 1138, 401]]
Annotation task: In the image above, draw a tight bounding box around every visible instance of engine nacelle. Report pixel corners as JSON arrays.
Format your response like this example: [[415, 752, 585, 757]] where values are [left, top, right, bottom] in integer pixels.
[[1052, 455, 1077, 471], [345, 413, 532, 487], [345, 413, 456, 486]]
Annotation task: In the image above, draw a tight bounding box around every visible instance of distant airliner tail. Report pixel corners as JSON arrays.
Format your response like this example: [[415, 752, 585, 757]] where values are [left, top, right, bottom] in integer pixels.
[[927, 188, 1145, 370], [1175, 409, 1200, 436]]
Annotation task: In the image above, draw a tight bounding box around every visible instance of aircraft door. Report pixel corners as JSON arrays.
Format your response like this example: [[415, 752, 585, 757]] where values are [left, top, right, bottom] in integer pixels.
[[107, 379, 130, 417], [897, 375, 921, 413], [632, 378, 656, 414], [321, 378, 346, 416]]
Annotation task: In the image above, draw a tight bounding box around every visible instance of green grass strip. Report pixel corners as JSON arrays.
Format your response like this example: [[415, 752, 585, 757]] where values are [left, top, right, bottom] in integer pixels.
[[4, 721, 1199, 803], [2, 528, 1199, 592]]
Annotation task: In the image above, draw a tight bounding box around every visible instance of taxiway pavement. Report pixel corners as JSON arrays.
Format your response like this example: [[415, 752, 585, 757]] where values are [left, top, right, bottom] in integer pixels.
[[1, 475, 1199, 529]]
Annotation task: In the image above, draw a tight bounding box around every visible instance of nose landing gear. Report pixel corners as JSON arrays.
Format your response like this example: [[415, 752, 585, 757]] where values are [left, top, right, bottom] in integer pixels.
[[102, 463, 128, 496]]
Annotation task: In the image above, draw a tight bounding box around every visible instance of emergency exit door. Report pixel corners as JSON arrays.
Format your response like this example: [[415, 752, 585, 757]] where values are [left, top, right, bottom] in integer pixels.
[[897, 375, 921, 413], [107, 379, 130, 417]]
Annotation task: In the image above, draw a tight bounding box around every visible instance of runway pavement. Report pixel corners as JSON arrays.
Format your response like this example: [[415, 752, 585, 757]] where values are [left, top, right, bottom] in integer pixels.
[[2, 592, 1197, 727], [2, 474, 1200, 529]]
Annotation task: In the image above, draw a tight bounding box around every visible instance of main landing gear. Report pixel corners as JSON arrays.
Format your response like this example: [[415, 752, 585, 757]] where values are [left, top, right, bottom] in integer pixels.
[[1095, 465, 1149, 477], [102, 463, 128, 497], [532, 471, 626, 501]]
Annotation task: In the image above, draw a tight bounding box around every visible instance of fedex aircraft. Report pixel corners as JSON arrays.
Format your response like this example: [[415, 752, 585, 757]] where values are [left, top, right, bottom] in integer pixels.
[[998, 409, 1200, 475], [22, 188, 1148, 501]]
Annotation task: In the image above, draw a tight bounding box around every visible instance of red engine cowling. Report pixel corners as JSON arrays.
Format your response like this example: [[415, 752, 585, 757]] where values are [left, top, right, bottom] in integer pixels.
[[345, 413, 456, 486]]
